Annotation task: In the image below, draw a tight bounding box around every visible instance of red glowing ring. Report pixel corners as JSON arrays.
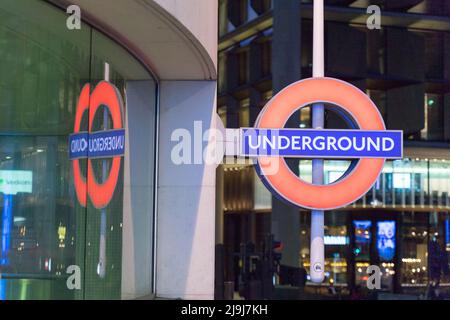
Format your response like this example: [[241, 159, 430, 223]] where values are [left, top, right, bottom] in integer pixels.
[[73, 81, 124, 209], [255, 77, 385, 210], [87, 81, 123, 209], [72, 84, 90, 207]]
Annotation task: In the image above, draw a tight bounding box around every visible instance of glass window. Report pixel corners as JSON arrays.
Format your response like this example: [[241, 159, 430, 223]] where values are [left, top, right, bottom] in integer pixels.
[[237, 49, 249, 86], [218, 52, 227, 93], [367, 90, 387, 120], [424, 32, 444, 80], [421, 94, 444, 141], [353, 220, 371, 287], [239, 98, 250, 127], [0, 0, 156, 300], [0, 0, 91, 300], [261, 39, 271, 77], [367, 29, 385, 75], [218, 106, 227, 128], [324, 212, 348, 286], [401, 212, 429, 287]]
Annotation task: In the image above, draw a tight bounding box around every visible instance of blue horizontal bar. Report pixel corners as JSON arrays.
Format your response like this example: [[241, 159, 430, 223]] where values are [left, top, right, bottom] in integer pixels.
[[241, 128, 403, 159], [69, 129, 125, 160]]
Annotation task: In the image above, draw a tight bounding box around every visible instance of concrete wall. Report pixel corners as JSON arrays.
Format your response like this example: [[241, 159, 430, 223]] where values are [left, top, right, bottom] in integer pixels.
[[151, 0, 218, 300], [156, 81, 217, 299], [153, 0, 218, 70], [122, 80, 157, 299]]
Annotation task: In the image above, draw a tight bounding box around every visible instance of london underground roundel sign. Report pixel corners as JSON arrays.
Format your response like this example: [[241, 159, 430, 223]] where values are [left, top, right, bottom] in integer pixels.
[[69, 81, 125, 209], [239, 77, 403, 210]]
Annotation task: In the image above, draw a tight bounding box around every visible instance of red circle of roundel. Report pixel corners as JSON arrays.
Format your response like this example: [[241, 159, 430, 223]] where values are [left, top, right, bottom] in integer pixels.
[[72, 81, 124, 209], [72, 84, 90, 207], [255, 77, 385, 211]]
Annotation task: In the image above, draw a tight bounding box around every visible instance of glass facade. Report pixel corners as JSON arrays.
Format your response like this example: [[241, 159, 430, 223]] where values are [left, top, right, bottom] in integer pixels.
[[0, 0, 156, 299], [218, 0, 450, 299], [224, 159, 450, 296]]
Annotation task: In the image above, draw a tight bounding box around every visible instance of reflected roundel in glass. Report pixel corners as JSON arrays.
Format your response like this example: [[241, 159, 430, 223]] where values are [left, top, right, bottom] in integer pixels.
[[72, 81, 124, 209]]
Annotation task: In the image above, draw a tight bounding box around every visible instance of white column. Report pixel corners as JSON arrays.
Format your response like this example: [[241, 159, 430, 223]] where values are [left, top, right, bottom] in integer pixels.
[[122, 80, 157, 299], [156, 80, 217, 299]]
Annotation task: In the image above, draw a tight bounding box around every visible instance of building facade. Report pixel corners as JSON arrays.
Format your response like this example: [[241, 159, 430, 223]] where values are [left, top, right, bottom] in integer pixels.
[[0, 0, 218, 300], [217, 0, 450, 299]]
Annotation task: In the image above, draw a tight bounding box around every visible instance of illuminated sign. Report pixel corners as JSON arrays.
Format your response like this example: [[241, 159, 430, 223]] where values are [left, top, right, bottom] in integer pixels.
[[324, 236, 349, 246], [0, 170, 32, 266], [0, 170, 33, 195], [69, 130, 125, 159], [250, 77, 403, 210], [69, 81, 125, 209], [393, 173, 411, 189], [241, 128, 402, 159], [377, 221, 396, 261]]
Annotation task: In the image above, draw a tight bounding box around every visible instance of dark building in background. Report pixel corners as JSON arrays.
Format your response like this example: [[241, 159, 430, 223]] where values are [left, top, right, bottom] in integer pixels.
[[217, 0, 450, 299]]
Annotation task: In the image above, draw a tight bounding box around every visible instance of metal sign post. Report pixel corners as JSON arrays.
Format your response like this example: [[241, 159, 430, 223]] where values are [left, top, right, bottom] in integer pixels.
[[97, 62, 111, 279], [310, 0, 325, 283]]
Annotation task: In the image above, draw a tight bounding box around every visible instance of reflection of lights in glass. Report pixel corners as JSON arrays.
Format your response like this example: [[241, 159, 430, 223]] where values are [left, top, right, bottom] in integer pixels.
[[428, 99, 435, 106], [402, 258, 421, 263], [58, 225, 66, 240], [324, 235, 349, 245], [356, 262, 369, 267], [13, 217, 26, 224], [0, 280, 5, 300], [19, 226, 26, 237], [1, 194, 13, 266], [58, 225, 66, 248], [393, 173, 411, 189], [377, 221, 396, 261], [5, 156, 11, 160], [36, 149, 44, 153]]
